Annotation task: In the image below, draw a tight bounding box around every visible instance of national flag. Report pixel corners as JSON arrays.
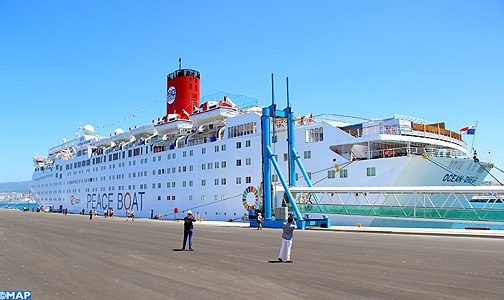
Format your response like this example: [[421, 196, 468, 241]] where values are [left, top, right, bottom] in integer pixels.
[[460, 124, 476, 135]]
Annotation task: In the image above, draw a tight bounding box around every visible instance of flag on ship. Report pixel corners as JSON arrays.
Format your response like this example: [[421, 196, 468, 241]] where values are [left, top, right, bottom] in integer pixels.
[[460, 124, 476, 135]]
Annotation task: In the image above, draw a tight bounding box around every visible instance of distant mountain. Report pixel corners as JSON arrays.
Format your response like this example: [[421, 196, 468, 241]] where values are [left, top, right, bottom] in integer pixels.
[[0, 181, 30, 193]]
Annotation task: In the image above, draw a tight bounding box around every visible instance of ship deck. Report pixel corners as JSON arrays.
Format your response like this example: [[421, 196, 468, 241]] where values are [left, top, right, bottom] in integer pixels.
[[1, 210, 503, 299]]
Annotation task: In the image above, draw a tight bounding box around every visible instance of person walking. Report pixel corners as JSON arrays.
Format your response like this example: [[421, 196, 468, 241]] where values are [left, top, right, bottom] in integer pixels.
[[278, 216, 296, 263], [257, 212, 263, 230], [89, 209, 93, 220], [130, 210, 135, 221], [126, 209, 130, 221], [181, 211, 196, 251]]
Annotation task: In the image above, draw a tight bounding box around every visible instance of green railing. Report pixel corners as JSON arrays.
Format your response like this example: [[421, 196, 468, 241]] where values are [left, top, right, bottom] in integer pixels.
[[295, 204, 504, 222]]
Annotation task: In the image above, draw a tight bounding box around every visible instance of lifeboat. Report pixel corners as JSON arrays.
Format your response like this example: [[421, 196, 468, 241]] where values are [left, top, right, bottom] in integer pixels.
[[95, 137, 115, 148], [155, 113, 193, 136], [190, 98, 239, 128], [110, 129, 135, 144], [130, 124, 158, 139]]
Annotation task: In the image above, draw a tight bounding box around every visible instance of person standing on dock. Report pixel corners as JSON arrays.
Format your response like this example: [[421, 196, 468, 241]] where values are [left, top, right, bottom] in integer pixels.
[[278, 216, 296, 263], [182, 211, 196, 251], [257, 212, 263, 230], [89, 209, 93, 220]]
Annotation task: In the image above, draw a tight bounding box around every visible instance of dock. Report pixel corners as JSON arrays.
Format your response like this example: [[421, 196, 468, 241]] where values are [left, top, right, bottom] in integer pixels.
[[0, 210, 503, 299]]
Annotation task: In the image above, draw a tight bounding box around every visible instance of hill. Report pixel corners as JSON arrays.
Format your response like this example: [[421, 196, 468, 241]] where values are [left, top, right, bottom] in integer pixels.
[[0, 181, 30, 193]]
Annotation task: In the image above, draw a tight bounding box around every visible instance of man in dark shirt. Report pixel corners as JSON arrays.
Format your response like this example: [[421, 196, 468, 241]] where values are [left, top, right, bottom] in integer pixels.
[[182, 211, 196, 251]]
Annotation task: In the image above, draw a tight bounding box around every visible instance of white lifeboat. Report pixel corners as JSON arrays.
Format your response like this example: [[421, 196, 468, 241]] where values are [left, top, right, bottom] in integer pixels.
[[110, 128, 135, 144], [155, 113, 193, 136], [95, 137, 115, 148], [130, 124, 158, 139], [190, 98, 239, 128]]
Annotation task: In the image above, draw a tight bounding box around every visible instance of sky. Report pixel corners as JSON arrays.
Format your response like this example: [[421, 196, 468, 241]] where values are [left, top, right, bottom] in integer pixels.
[[0, 0, 503, 183]]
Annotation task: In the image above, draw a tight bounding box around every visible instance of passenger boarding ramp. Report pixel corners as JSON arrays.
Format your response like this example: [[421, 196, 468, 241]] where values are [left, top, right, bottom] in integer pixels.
[[275, 186, 504, 224]]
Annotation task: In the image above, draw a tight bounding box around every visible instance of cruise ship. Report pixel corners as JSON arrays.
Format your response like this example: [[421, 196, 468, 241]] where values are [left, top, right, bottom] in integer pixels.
[[30, 66, 490, 221]]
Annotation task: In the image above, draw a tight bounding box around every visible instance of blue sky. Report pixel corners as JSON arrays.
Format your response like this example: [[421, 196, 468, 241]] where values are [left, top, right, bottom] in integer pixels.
[[1, 0, 503, 182]]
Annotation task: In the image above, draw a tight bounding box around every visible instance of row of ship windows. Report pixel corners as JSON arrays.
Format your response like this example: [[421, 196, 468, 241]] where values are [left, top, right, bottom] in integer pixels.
[[38, 176, 254, 195], [42, 139, 253, 173], [58, 159, 254, 185], [227, 122, 258, 138], [305, 127, 324, 143]]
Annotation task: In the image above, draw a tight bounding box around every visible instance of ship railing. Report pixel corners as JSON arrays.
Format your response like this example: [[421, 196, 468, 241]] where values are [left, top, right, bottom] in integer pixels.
[[367, 146, 465, 160], [341, 124, 466, 148], [275, 186, 504, 222]]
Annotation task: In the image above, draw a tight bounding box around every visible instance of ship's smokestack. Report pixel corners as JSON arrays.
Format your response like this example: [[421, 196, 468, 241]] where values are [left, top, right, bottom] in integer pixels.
[[166, 66, 200, 116]]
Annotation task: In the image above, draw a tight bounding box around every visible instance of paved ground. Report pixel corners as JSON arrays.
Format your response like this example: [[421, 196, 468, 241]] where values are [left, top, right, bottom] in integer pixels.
[[0, 210, 503, 300]]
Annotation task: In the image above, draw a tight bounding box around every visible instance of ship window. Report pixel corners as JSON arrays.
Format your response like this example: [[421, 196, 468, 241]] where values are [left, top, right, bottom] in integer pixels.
[[221, 161, 226, 168], [236, 159, 242, 166], [328, 170, 336, 179], [201, 179, 206, 186], [236, 177, 242, 184], [201, 164, 206, 170], [215, 146, 219, 152], [236, 142, 241, 149], [189, 150, 193, 156], [245, 176, 252, 183], [221, 144, 226, 151], [221, 178, 226, 185], [214, 178, 219, 185], [367, 167, 376, 177], [246, 140, 251, 147], [189, 195, 193, 201], [340, 169, 348, 178], [202, 148, 206, 154], [245, 158, 251, 165], [304, 151, 311, 159]]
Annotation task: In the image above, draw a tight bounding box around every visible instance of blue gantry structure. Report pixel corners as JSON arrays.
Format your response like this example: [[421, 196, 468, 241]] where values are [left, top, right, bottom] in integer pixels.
[[255, 75, 330, 229]]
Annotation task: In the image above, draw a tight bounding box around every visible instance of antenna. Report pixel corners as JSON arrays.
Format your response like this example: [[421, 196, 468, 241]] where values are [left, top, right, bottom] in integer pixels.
[[178, 58, 182, 70]]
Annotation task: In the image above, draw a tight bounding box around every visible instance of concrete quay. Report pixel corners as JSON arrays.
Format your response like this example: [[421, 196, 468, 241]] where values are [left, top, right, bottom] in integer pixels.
[[0, 210, 503, 299]]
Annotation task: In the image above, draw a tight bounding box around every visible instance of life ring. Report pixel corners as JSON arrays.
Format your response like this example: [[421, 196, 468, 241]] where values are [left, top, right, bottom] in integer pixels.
[[242, 186, 260, 211], [384, 149, 393, 157]]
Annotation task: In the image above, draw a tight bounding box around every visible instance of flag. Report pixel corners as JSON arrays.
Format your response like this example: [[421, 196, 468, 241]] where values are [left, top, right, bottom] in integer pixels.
[[460, 124, 476, 135]]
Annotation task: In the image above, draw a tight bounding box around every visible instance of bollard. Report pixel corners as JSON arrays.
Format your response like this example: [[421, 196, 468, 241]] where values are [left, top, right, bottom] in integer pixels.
[[357, 223, 362, 228], [200, 218, 204, 222]]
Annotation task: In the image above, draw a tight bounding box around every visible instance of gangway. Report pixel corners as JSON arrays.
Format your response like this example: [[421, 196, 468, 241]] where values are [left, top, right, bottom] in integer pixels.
[[274, 186, 504, 224]]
